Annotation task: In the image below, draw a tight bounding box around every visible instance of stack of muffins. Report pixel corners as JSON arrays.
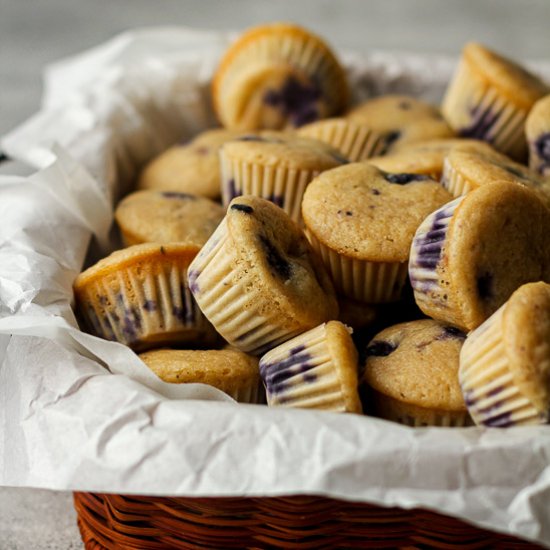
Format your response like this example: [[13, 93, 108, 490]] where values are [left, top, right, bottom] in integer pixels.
[[73, 22, 550, 428]]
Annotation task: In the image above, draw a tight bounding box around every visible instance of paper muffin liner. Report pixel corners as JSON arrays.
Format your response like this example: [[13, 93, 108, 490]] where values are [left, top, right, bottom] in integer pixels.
[[187, 219, 304, 355], [259, 323, 362, 412], [408, 196, 464, 314], [441, 156, 478, 198], [220, 154, 319, 222], [526, 107, 550, 176], [305, 229, 409, 303], [442, 59, 530, 159], [76, 249, 217, 351], [297, 119, 386, 162], [459, 306, 548, 427], [371, 391, 471, 427], [213, 25, 347, 129]]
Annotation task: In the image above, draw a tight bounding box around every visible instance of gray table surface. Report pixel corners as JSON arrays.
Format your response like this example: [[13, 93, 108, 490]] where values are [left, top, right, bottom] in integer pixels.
[[1, 0, 550, 548]]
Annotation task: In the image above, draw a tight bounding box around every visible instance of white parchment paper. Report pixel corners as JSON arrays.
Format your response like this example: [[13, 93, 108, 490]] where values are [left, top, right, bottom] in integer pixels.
[[2, 27, 550, 546]]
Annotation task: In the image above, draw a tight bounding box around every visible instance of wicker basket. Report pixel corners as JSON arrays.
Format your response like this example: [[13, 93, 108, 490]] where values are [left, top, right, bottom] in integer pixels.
[[74, 492, 543, 549]]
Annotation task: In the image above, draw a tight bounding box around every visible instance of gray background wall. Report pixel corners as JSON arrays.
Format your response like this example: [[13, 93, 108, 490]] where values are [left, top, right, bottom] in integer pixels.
[[1, 1, 549, 548]]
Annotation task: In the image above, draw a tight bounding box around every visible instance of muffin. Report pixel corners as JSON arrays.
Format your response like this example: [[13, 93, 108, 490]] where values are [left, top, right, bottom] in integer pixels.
[[212, 22, 349, 130], [370, 138, 497, 181], [460, 282, 550, 427], [115, 190, 225, 247], [346, 95, 454, 153], [259, 321, 362, 413], [525, 94, 550, 177], [74, 243, 217, 350], [301, 163, 452, 303], [188, 196, 338, 355], [138, 128, 243, 199], [139, 348, 263, 403], [297, 117, 386, 161], [362, 319, 470, 427], [409, 181, 550, 332], [441, 42, 549, 160], [219, 131, 347, 221], [441, 148, 550, 204]]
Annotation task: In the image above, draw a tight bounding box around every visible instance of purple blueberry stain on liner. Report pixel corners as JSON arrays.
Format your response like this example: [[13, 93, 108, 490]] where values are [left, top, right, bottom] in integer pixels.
[[143, 300, 157, 312], [265, 194, 285, 208], [188, 269, 201, 295], [225, 179, 240, 202], [459, 104, 499, 141], [535, 133, 550, 164], [264, 76, 322, 128]]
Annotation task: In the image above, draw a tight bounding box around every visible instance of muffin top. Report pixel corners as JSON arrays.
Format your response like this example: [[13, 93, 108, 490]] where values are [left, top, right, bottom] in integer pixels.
[[302, 163, 452, 262], [221, 131, 347, 170], [139, 348, 259, 388], [74, 243, 200, 290], [223, 196, 338, 326], [138, 128, 243, 199], [363, 319, 467, 411], [443, 182, 550, 329], [462, 42, 548, 108], [501, 282, 550, 413], [115, 190, 225, 248], [370, 139, 497, 179], [443, 148, 550, 205], [346, 95, 453, 150], [212, 22, 349, 130]]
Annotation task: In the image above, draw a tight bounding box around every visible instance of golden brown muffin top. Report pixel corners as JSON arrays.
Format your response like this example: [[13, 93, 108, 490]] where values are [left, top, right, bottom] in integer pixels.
[[302, 163, 452, 262], [363, 319, 466, 411]]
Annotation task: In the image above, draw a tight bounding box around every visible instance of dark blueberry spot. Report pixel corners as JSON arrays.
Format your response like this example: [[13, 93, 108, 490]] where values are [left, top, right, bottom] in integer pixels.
[[476, 272, 493, 300], [398, 101, 412, 110], [383, 130, 401, 151], [535, 133, 550, 163], [259, 235, 292, 280], [188, 269, 200, 294], [371, 188, 381, 195], [143, 300, 157, 312], [231, 203, 254, 214], [237, 134, 265, 142], [365, 340, 397, 357], [346, 211, 353, 216], [384, 172, 429, 184], [225, 178, 241, 202], [437, 326, 466, 340], [161, 191, 196, 200], [264, 76, 322, 127], [98, 295, 108, 305], [459, 105, 499, 141]]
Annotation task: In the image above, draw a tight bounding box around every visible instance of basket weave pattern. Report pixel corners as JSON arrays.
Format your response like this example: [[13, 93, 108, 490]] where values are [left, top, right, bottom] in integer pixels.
[[74, 493, 543, 549]]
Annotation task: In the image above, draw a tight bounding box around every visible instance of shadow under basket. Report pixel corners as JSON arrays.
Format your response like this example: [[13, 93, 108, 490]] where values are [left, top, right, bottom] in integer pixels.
[[73, 493, 543, 549]]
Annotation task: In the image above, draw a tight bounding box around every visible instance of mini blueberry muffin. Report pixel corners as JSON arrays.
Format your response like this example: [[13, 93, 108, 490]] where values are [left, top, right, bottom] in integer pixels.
[[139, 348, 263, 403], [220, 131, 346, 221], [138, 128, 243, 199], [441, 43, 549, 160], [370, 138, 497, 181], [441, 148, 550, 205], [212, 22, 349, 130], [188, 196, 338, 355], [301, 163, 452, 303], [409, 181, 550, 332], [296, 118, 386, 161], [115, 190, 225, 247], [346, 95, 454, 153], [525, 94, 550, 177], [74, 243, 218, 350], [362, 320, 470, 427], [460, 282, 550, 427], [259, 321, 362, 413]]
